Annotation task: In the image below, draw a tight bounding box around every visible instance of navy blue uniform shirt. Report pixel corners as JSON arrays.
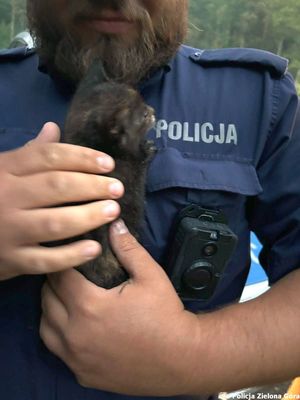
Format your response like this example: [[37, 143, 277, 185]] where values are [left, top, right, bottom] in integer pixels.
[[0, 45, 299, 399]]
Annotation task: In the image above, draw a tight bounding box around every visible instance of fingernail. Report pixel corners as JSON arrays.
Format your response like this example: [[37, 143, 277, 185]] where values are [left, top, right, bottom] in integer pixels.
[[82, 243, 100, 258], [109, 181, 124, 197], [112, 219, 128, 235], [103, 201, 119, 217], [96, 156, 114, 171]]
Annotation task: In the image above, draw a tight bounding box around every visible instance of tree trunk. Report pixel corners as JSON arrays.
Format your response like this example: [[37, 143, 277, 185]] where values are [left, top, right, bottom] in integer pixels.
[[277, 38, 284, 55], [10, 0, 16, 41]]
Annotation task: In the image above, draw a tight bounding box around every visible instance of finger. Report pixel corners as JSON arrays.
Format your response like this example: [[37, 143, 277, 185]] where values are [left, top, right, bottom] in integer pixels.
[[47, 269, 107, 314], [40, 314, 67, 360], [7, 200, 120, 243], [27, 122, 61, 145], [109, 219, 164, 283], [10, 240, 102, 275], [41, 282, 69, 328], [0, 142, 115, 177], [10, 172, 124, 208]]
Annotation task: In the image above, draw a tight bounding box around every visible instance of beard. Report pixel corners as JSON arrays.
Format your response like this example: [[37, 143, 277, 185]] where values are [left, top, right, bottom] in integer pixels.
[[27, 0, 188, 86]]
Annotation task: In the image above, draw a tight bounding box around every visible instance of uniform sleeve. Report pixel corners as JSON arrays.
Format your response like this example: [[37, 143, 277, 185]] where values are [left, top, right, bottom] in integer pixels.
[[248, 73, 300, 285]]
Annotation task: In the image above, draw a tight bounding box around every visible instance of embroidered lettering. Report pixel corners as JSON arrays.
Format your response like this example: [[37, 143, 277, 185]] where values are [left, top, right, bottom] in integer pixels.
[[155, 120, 238, 145]]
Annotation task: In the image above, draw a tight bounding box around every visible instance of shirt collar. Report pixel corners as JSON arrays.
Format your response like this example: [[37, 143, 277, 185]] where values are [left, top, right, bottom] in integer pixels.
[[38, 55, 173, 93]]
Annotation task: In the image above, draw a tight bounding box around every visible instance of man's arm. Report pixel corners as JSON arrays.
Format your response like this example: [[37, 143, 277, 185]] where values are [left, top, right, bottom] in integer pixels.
[[191, 268, 300, 393], [40, 220, 300, 396]]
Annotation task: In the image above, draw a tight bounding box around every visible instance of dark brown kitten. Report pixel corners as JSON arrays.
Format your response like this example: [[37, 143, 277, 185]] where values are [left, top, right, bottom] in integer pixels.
[[64, 62, 155, 288]]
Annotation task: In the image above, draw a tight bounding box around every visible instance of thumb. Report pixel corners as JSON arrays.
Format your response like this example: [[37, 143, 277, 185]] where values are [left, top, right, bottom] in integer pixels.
[[27, 122, 61, 145], [109, 219, 162, 282]]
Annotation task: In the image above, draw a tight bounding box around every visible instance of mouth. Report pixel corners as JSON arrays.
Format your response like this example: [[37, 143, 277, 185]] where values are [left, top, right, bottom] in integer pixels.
[[78, 10, 135, 34]]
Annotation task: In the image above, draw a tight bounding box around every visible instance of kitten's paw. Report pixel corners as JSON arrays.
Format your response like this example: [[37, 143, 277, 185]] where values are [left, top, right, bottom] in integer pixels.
[[145, 139, 157, 155]]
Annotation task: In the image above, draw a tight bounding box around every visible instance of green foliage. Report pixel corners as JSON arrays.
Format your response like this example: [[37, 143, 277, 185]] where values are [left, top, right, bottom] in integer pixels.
[[0, 20, 10, 48], [187, 0, 300, 80], [0, 0, 27, 46], [0, 0, 11, 24], [296, 81, 300, 96]]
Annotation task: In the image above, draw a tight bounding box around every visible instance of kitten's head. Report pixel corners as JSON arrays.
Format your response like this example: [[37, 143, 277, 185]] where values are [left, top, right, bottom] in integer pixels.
[[109, 87, 156, 149], [67, 82, 155, 158]]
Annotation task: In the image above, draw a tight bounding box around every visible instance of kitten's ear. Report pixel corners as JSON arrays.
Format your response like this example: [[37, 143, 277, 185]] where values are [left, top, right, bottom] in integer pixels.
[[81, 59, 110, 87], [96, 62, 110, 83]]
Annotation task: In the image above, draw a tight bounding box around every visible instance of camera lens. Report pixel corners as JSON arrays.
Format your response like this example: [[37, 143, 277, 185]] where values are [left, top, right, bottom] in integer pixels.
[[183, 261, 213, 291], [203, 244, 217, 257]]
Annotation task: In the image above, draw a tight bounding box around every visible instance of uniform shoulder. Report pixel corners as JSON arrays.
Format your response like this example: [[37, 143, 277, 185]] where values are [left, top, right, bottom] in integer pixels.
[[0, 46, 36, 62], [179, 45, 288, 78]]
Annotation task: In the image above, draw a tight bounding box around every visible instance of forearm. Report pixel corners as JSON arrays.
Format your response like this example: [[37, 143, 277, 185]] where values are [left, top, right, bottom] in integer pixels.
[[40, 226, 300, 396], [187, 269, 300, 394]]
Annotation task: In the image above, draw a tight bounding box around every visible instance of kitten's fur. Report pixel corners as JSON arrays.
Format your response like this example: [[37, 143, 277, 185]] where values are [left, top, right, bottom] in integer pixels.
[[64, 62, 155, 288]]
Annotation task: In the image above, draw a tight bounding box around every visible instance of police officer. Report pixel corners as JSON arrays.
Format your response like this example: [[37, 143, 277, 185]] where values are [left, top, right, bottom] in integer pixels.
[[0, 0, 300, 399]]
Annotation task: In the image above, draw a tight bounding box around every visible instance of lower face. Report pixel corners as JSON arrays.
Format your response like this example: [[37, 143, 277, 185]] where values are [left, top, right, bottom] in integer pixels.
[[46, 0, 187, 47], [29, 0, 188, 84]]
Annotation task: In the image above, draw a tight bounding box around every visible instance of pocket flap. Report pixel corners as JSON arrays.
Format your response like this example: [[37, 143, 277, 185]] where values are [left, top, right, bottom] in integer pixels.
[[146, 147, 262, 195]]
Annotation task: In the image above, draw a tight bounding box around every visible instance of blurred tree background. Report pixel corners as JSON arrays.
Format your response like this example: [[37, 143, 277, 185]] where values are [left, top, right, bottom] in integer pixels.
[[0, 0, 299, 87], [188, 0, 300, 86], [0, 0, 26, 48]]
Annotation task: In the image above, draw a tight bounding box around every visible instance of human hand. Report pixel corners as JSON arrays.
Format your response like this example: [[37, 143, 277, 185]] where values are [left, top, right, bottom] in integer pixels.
[[40, 220, 201, 396], [0, 122, 124, 280]]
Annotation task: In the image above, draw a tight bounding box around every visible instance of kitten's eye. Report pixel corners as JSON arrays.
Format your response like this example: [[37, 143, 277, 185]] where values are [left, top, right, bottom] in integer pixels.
[[144, 110, 149, 119]]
